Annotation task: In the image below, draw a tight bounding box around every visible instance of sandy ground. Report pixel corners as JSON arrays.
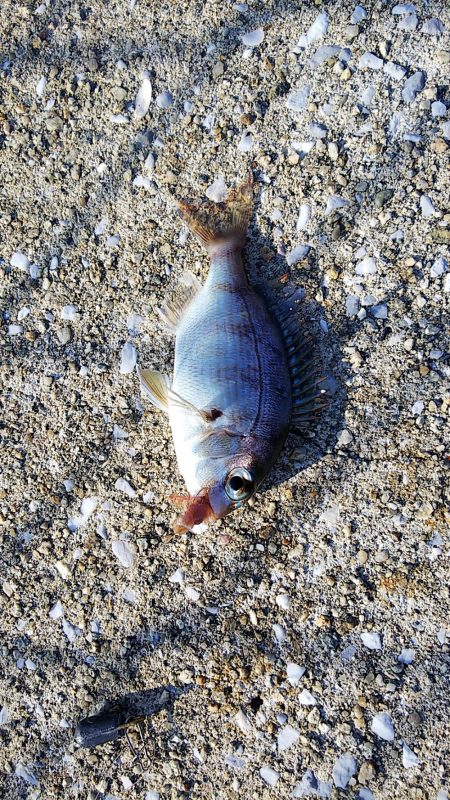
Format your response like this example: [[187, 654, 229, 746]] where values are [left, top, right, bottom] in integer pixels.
[[0, 1, 449, 798]]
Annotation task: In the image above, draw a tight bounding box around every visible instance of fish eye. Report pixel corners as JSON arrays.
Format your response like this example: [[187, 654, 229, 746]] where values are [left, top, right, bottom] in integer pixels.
[[225, 468, 254, 502]]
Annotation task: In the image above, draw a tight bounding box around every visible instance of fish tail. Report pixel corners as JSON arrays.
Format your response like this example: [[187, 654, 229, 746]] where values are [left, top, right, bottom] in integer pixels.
[[178, 173, 253, 253]]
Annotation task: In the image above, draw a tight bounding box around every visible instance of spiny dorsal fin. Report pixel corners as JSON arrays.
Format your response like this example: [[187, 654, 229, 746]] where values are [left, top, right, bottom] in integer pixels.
[[138, 367, 170, 412], [259, 275, 328, 431], [156, 271, 202, 333], [178, 173, 253, 252]]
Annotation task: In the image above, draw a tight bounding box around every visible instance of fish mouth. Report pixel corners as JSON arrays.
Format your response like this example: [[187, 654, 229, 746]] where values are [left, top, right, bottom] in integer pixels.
[[170, 490, 218, 534], [170, 468, 255, 535], [208, 482, 235, 520]]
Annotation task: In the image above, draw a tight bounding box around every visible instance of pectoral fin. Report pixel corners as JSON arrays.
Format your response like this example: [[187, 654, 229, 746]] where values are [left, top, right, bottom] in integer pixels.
[[138, 367, 170, 413], [167, 388, 213, 423]]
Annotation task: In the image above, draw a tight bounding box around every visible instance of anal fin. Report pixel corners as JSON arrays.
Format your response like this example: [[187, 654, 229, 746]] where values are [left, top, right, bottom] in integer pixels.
[[157, 271, 202, 333]]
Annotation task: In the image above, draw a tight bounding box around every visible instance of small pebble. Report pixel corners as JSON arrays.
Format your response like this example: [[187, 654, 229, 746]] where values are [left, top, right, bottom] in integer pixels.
[[134, 73, 152, 119], [356, 256, 376, 275], [168, 567, 185, 584], [235, 709, 252, 733], [351, 6, 367, 24], [276, 593, 290, 610], [114, 477, 136, 497], [374, 189, 394, 208], [358, 550, 368, 565], [287, 662, 306, 686], [325, 195, 348, 214], [8, 324, 23, 336], [60, 305, 78, 321], [278, 725, 300, 752], [286, 244, 310, 266], [287, 85, 311, 112], [120, 342, 137, 374], [297, 12, 328, 49], [346, 295, 360, 317], [299, 689, 316, 705], [55, 561, 71, 580], [10, 252, 30, 271], [398, 648, 415, 664], [49, 601, 64, 620], [337, 429, 353, 446], [384, 61, 407, 81], [420, 195, 435, 217], [370, 303, 388, 319], [392, 3, 416, 13], [36, 76, 47, 97], [56, 326, 72, 345], [361, 631, 382, 650], [431, 101, 447, 118], [296, 203, 311, 231], [62, 618, 81, 643], [430, 256, 447, 277], [403, 743, 420, 768]]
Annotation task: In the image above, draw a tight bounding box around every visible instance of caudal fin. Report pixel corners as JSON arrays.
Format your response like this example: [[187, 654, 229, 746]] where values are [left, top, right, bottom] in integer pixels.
[[178, 173, 253, 252]]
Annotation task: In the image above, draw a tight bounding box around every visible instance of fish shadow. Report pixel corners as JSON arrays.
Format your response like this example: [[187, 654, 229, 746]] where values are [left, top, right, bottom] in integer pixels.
[[244, 224, 348, 495]]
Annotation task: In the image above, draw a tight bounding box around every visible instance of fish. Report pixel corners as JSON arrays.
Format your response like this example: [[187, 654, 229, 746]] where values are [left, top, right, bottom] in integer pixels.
[[138, 175, 322, 535]]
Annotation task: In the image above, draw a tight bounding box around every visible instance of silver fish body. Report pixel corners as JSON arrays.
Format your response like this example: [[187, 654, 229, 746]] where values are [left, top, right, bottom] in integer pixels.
[[170, 248, 292, 505], [139, 177, 320, 533]]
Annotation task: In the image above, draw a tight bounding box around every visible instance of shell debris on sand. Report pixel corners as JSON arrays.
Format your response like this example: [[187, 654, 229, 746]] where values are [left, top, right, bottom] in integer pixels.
[[0, 1, 449, 798]]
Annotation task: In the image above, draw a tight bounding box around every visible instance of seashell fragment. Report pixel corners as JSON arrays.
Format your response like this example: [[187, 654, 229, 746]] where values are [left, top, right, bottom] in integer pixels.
[[134, 72, 152, 119]]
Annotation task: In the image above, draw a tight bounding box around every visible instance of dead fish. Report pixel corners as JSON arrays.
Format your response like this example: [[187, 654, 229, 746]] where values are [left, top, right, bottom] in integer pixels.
[[138, 175, 322, 534]]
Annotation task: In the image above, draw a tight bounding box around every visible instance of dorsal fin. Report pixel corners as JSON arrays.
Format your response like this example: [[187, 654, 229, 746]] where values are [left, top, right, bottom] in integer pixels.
[[260, 274, 326, 430]]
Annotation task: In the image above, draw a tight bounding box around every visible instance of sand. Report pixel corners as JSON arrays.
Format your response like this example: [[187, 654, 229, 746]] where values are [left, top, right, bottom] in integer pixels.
[[0, 1, 449, 798]]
